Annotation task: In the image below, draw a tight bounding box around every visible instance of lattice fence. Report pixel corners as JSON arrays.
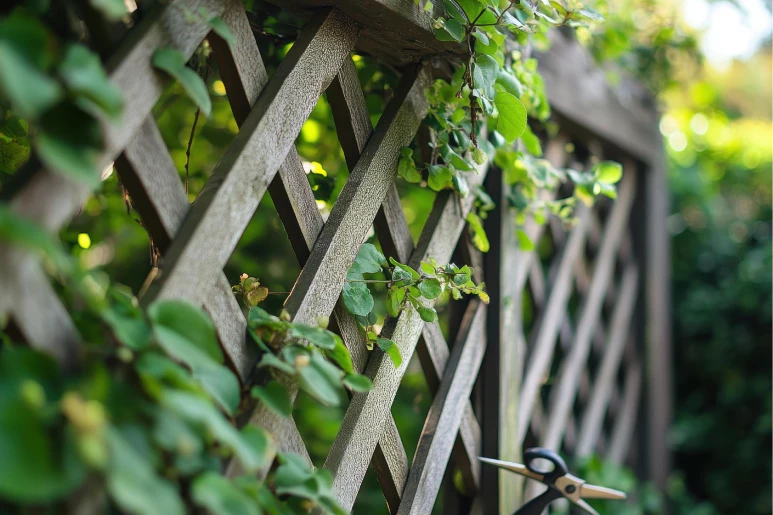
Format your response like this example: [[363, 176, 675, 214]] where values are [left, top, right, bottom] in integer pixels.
[[0, 0, 671, 513]]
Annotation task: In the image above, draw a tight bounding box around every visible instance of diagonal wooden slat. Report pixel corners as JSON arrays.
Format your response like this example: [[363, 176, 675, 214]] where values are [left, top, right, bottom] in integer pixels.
[[143, 9, 359, 305], [397, 300, 487, 514], [541, 170, 636, 449], [322, 168, 488, 510], [209, 13, 409, 497], [607, 359, 642, 465], [577, 264, 639, 456], [115, 117, 257, 380], [327, 57, 482, 498], [516, 206, 590, 445]]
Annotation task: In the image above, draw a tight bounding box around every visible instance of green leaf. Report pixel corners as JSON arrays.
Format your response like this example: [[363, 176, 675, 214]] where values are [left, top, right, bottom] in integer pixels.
[[473, 54, 499, 98], [386, 286, 406, 317], [417, 305, 438, 323], [389, 257, 421, 280], [428, 164, 453, 191], [495, 91, 528, 143], [434, 18, 464, 42], [593, 161, 623, 184], [324, 339, 355, 375], [0, 41, 62, 119], [466, 211, 490, 252], [377, 338, 402, 368], [90, 0, 127, 20], [517, 228, 534, 251], [343, 374, 373, 392], [148, 300, 240, 414], [36, 102, 101, 187], [152, 48, 212, 117], [0, 139, 30, 174], [289, 324, 336, 350], [107, 429, 185, 515], [398, 147, 422, 183], [297, 350, 343, 406], [342, 281, 374, 317], [207, 16, 236, 48], [192, 472, 260, 515], [148, 300, 221, 361], [354, 243, 387, 274], [521, 124, 543, 156], [251, 381, 292, 418], [452, 173, 470, 197], [257, 353, 295, 376], [496, 70, 524, 98], [102, 309, 151, 351], [59, 46, 125, 120], [162, 390, 272, 472], [417, 278, 442, 299]]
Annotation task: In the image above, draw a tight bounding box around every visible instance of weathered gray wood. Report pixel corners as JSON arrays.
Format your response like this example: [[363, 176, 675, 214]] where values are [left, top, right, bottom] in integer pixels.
[[541, 170, 636, 450], [516, 206, 590, 446], [328, 56, 481, 498], [0, 250, 80, 368], [211, 16, 409, 498], [577, 264, 639, 456], [397, 301, 487, 514], [322, 159, 488, 509], [608, 361, 642, 465], [116, 117, 257, 380], [143, 9, 358, 306], [644, 154, 672, 489], [2, 0, 234, 230]]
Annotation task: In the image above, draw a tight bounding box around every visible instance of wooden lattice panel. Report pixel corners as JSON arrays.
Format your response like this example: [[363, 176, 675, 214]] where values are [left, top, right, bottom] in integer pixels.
[[0, 0, 672, 513]]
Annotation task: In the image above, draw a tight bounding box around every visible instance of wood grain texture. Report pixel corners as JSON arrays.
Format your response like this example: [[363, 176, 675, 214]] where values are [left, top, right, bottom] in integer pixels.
[[212, 15, 409, 496], [328, 55, 480, 501], [608, 361, 642, 465], [322, 164, 488, 510], [516, 206, 590, 446], [143, 9, 359, 306], [397, 301, 487, 515], [577, 264, 639, 456], [116, 117, 257, 380], [541, 170, 636, 450]]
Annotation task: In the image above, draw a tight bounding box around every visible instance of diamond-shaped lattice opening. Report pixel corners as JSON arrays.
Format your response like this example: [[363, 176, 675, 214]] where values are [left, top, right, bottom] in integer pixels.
[[353, 466, 392, 515], [351, 53, 401, 129], [293, 388, 347, 466]]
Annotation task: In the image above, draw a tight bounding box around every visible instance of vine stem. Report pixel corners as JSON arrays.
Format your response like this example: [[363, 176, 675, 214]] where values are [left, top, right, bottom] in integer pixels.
[[184, 54, 212, 195]]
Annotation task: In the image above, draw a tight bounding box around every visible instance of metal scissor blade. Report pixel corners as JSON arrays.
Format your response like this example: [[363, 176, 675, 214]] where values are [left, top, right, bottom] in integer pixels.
[[571, 498, 601, 515], [477, 457, 544, 481], [580, 483, 628, 500]]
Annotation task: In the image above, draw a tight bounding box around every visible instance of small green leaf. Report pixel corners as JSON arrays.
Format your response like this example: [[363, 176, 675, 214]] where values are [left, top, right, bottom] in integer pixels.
[[389, 257, 421, 280], [354, 243, 387, 274], [207, 16, 236, 48], [60, 45, 124, 121], [417, 278, 442, 299], [386, 286, 406, 317], [517, 229, 535, 251], [466, 211, 490, 253], [289, 324, 336, 350], [398, 147, 422, 183], [593, 161, 623, 184], [90, 0, 127, 20], [0, 42, 62, 119], [148, 300, 221, 362], [324, 339, 355, 375], [343, 374, 372, 393], [428, 165, 453, 191], [521, 125, 543, 156], [496, 70, 524, 98], [495, 91, 528, 143], [296, 350, 343, 406], [192, 472, 259, 515], [257, 353, 295, 375], [376, 338, 402, 368], [342, 281, 374, 317], [417, 305, 438, 323], [434, 18, 464, 42], [152, 48, 212, 117], [251, 381, 292, 418], [473, 54, 499, 98]]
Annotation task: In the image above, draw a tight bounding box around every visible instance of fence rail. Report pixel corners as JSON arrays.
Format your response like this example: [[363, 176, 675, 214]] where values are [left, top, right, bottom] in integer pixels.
[[0, 0, 671, 513]]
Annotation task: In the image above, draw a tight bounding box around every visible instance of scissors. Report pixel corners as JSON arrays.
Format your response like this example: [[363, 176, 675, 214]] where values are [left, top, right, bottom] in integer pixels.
[[479, 448, 627, 515]]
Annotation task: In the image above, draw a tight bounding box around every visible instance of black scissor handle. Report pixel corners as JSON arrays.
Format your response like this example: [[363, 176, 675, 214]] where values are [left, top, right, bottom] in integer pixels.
[[523, 447, 568, 485]]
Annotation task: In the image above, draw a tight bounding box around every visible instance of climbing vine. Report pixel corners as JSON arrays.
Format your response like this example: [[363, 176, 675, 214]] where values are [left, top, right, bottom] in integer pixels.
[[0, 0, 627, 513]]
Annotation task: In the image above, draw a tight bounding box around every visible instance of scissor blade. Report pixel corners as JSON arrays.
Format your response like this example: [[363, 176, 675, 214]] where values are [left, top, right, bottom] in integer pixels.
[[580, 483, 627, 500], [477, 457, 544, 481], [572, 498, 600, 515]]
